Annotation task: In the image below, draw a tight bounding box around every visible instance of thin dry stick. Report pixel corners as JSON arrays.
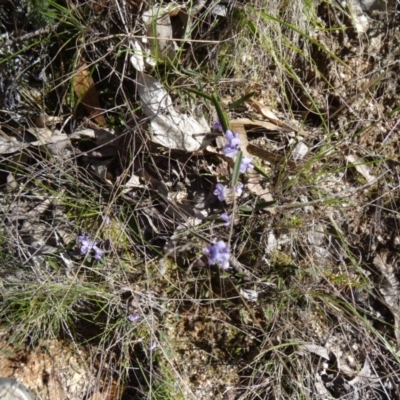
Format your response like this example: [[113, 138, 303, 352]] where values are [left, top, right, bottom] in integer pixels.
[[0, 24, 60, 48]]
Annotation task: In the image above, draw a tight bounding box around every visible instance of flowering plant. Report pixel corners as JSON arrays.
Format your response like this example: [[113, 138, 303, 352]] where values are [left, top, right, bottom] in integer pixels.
[[222, 130, 241, 158], [204, 240, 230, 270], [78, 233, 103, 260], [206, 116, 256, 270], [214, 183, 227, 202]]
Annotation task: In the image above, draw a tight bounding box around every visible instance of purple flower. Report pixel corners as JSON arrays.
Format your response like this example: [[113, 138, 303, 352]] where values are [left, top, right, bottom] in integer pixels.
[[149, 342, 157, 351], [128, 313, 140, 323], [214, 183, 227, 202], [212, 119, 223, 132], [222, 130, 241, 158], [240, 157, 254, 173], [78, 233, 103, 260], [235, 183, 244, 196], [220, 213, 230, 226], [92, 245, 103, 260], [78, 234, 91, 254], [204, 240, 230, 270], [226, 130, 241, 146]]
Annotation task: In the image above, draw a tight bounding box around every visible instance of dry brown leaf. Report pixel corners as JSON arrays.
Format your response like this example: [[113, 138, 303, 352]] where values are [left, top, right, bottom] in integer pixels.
[[229, 120, 250, 156], [246, 99, 306, 134], [73, 59, 106, 126], [231, 117, 282, 132], [246, 98, 280, 122], [247, 144, 299, 171]]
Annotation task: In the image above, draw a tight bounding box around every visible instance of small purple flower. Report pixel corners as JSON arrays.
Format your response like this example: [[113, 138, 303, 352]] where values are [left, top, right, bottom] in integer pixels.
[[92, 245, 103, 260], [222, 130, 241, 158], [226, 130, 241, 147], [240, 157, 254, 173], [214, 183, 227, 202], [235, 183, 244, 197], [128, 313, 140, 323], [220, 212, 230, 226], [104, 216, 110, 226], [149, 342, 157, 351], [78, 234, 91, 255], [78, 233, 103, 260], [204, 240, 230, 270], [212, 119, 223, 132]]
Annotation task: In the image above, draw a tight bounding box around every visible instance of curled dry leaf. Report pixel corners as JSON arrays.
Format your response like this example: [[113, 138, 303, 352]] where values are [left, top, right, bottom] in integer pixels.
[[31, 133, 72, 156], [345, 153, 375, 183], [0, 134, 28, 154], [27, 126, 53, 141], [73, 58, 106, 126], [137, 72, 211, 152], [245, 100, 312, 136], [247, 144, 299, 171], [231, 117, 283, 132], [299, 343, 330, 360], [71, 128, 116, 145], [120, 174, 145, 194], [246, 98, 280, 121], [348, 358, 381, 387]]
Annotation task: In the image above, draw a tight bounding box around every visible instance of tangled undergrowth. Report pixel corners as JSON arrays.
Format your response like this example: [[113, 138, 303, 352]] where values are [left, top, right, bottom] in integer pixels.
[[0, 0, 400, 399]]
